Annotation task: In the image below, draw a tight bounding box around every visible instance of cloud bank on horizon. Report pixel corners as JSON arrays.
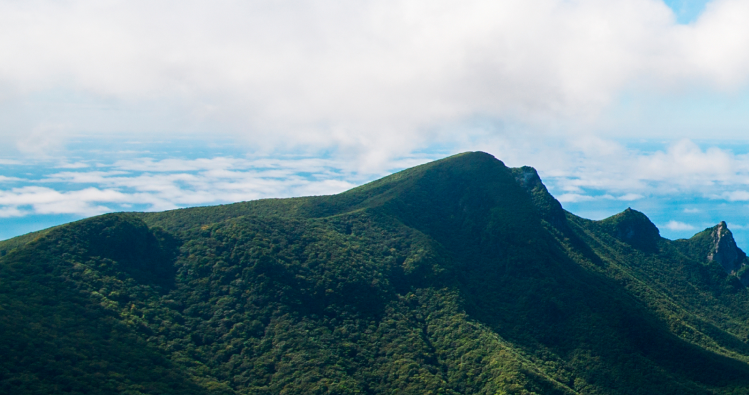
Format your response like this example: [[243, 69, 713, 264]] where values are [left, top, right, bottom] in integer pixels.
[[3, 0, 749, 242], [1, 0, 747, 159], [2, 139, 749, 229]]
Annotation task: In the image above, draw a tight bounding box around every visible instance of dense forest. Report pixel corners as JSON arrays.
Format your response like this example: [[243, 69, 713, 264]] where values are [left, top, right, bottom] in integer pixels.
[[3, 151, 749, 394]]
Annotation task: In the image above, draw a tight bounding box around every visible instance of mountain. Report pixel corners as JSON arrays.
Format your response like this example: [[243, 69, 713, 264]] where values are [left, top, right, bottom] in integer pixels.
[[3, 151, 749, 394], [674, 221, 749, 286]]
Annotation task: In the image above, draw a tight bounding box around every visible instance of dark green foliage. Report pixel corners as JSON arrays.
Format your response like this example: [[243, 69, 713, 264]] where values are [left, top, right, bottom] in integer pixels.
[[0, 227, 53, 255], [597, 208, 661, 252], [0, 215, 204, 394], [676, 223, 726, 261], [5, 151, 749, 394], [674, 222, 749, 284], [511, 166, 567, 228]]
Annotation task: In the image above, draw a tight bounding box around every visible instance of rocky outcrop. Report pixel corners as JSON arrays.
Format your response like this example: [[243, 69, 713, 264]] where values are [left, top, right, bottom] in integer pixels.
[[706, 221, 747, 276], [511, 166, 567, 229], [677, 221, 749, 286]]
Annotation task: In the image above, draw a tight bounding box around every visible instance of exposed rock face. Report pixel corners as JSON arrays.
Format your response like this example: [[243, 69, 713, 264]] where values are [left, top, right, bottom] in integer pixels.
[[674, 221, 749, 286], [511, 166, 567, 229], [706, 221, 746, 275]]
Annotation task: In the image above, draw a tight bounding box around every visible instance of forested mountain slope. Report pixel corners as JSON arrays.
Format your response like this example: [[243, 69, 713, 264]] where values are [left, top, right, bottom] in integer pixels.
[[3, 152, 749, 394]]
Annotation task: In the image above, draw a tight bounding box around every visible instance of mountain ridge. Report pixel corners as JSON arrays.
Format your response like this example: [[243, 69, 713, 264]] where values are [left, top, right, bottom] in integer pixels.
[[3, 151, 749, 394]]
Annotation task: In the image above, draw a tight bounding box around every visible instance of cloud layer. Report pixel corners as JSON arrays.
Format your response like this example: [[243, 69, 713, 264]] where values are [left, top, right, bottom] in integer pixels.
[[3, 0, 749, 162], [544, 139, 749, 196], [0, 157, 366, 218], [2, 138, 749, 219]]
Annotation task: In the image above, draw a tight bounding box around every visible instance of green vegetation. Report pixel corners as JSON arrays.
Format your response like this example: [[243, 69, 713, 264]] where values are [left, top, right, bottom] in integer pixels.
[[4, 151, 749, 394]]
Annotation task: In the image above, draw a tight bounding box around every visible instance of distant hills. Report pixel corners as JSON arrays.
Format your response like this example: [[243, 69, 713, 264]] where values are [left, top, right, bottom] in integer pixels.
[[3, 151, 749, 394]]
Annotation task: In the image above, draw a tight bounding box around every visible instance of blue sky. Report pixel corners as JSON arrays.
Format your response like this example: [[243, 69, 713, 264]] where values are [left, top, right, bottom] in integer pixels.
[[663, 0, 711, 23], [4, 0, 749, 248]]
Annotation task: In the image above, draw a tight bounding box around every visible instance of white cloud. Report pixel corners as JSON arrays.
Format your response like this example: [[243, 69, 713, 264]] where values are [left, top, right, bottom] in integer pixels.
[[2, 1, 749, 163], [719, 190, 749, 201], [14, 123, 69, 157], [0, 176, 21, 182], [0, 156, 379, 217], [726, 222, 749, 230], [550, 191, 642, 203], [56, 162, 89, 169], [4, 136, 749, 230], [618, 193, 644, 201], [664, 220, 696, 231], [684, 208, 701, 213], [0, 206, 24, 218], [634, 139, 734, 183], [557, 193, 596, 203], [113, 158, 245, 173], [7, 136, 749, 220], [525, 138, 749, 201], [0, 186, 127, 216]]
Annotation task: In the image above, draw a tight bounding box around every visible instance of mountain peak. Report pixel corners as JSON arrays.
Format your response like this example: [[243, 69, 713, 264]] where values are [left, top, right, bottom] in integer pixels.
[[675, 221, 749, 284], [705, 221, 746, 275], [9, 153, 749, 393], [599, 208, 660, 251]]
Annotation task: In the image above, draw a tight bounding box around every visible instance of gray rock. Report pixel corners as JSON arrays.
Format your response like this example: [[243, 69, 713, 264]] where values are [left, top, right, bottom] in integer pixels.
[[706, 221, 746, 275]]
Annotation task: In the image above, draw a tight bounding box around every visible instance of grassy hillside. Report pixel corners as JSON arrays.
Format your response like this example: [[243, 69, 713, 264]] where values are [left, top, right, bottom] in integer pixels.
[[3, 152, 749, 394]]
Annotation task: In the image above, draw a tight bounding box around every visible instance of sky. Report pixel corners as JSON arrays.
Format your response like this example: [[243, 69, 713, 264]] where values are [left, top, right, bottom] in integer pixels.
[[6, 0, 749, 248]]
